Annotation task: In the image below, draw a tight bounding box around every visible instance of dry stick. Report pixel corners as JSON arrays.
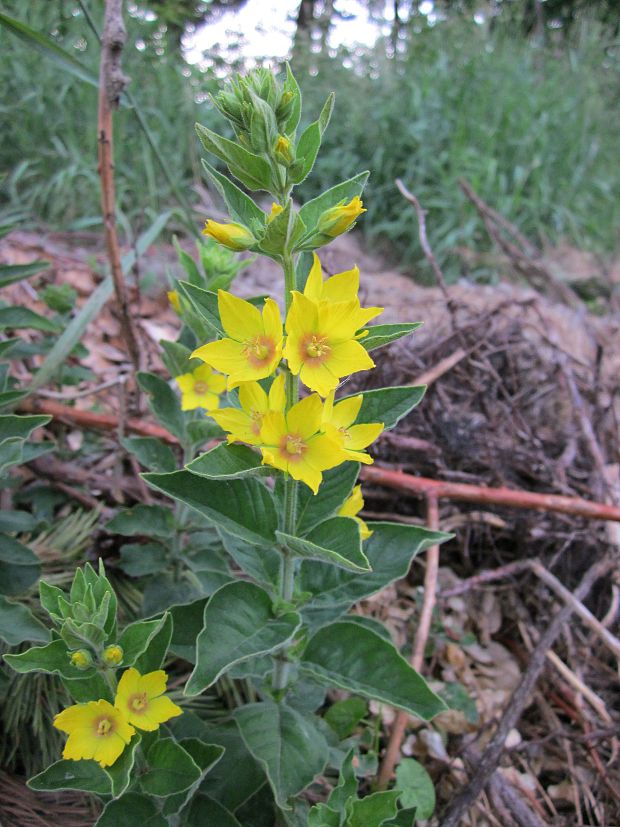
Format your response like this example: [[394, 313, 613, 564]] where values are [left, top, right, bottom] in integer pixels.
[[438, 554, 615, 827], [98, 0, 141, 374], [376, 494, 441, 789]]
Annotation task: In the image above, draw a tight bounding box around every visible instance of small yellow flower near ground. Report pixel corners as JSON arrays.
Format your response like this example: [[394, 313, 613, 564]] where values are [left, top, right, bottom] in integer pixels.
[[167, 290, 181, 314], [284, 292, 378, 397], [53, 699, 135, 768], [338, 484, 373, 540], [176, 364, 227, 411], [115, 667, 183, 732], [192, 291, 283, 390], [202, 219, 256, 251], [209, 373, 286, 445], [321, 391, 383, 464], [303, 255, 382, 325], [267, 202, 284, 222], [317, 196, 366, 237], [259, 394, 346, 494]]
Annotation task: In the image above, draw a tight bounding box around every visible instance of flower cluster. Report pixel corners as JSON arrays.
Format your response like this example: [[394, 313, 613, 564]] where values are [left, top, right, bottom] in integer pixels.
[[188, 254, 384, 495], [53, 668, 182, 768]]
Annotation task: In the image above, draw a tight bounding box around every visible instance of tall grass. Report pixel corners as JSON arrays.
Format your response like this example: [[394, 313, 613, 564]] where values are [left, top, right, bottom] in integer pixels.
[[1, 6, 618, 279]]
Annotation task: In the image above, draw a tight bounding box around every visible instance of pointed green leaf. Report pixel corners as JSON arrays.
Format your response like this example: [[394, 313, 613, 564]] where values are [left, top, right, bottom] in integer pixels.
[[219, 529, 280, 587], [4, 639, 92, 679], [183, 794, 243, 827], [137, 372, 186, 442], [0, 414, 50, 442], [395, 758, 436, 820], [186, 442, 267, 480], [346, 790, 401, 827], [301, 621, 447, 719], [119, 542, 167, 578], [177, 281, 223, 336], [185, 581, 301, 695], [0, 260, 50, 288], [234, 701, 329, 809], [195, 123, 273, 191], [28, 759, 111, 795], [277, 517, 370, 573], [96, 792, 167, 827], [0, 307, 59, 332], [143, 470, 278, 546], [141, 737, 201, 797], [106, 504, 175, 539], [168, 598, 207, 662], [107, 734, 142, 799], [361, 323, 423, 352], [290, 121, 321, 185], [162, 739, 225, 817], [0, 534, 40, 595], [0, 596, 50, 645], [134, 611, 173, 673], [295, 462, 360, 535], [121, 437, 177, 473], [117, 614, 169, 667], [342, 385, 426, 430], [201, 159, 266, 231], [324, 697, 367, 740], [298, 172, 369, 236]]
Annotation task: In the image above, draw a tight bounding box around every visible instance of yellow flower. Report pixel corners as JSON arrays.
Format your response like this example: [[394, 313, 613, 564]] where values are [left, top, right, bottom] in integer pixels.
[[274, 135, 294, 165], [115, 667, 183, 732], [303, 254, 383, 325], [209, 373, 286, 445], [267, 202, 284, 223], [101, 645, 123, 667], [53, 699, 135, 768], [338, 484, 373, 540], [259, 394, 346, 494], [167, 290, 181, 314], [321, 390, 383, 464], [317, 196, 366, 237], [69, 649, 92, 670], [202, 219, 256, 251], [283, 292, 377, 397], [176, 364, 226, 411], [192, 291, 283, 390]]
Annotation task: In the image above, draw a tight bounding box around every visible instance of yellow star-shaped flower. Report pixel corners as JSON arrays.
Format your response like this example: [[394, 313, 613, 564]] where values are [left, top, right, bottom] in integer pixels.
[[53, 699, 135, 768], [192, 291, 283, 390], [176, 364, 226, 411], [321, 390, 383, 464], [115, 667, 183, 732], [303, 254, 382, 322], [283, 292, 378, 397], [259, 394, 346, 494], [209, 373, 286, 445]]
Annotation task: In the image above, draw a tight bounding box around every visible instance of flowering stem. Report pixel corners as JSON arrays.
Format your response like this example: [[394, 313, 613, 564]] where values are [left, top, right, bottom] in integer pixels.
[[272, 249, 299, 693]]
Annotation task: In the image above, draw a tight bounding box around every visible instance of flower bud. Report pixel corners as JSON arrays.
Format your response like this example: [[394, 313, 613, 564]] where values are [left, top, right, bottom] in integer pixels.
[[70, 649, 93, 670], [276, 89, 294, 124], [267, 203, 284, 223], [317, 196, 366, 237], [167, 290, 181, 314], [273, 135, 294, 167], [101, 644, 123, 667], [202, 220, 257, 251]]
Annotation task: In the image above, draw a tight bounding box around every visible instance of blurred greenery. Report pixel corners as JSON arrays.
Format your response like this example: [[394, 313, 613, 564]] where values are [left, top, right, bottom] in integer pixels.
[[0, 2, 618, 280]]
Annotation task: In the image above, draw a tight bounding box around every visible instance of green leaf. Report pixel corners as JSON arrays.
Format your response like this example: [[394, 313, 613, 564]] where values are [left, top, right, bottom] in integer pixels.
[[309, 803, 341, 827], [301, 621, 447, 719], [177, 281, 223, 337], [0, 390, 28, 409], [0, 534, 40, 595], [278, 517, 369, 573], [0, 12, 99, 89], [185, 581, 301, 694], [343, 386, 426, 430], [183, 794, 243, 827], [440, 682, 479, 725], [324, 697, 367, 740], [219, 529, 280, 587], [395, 758, 436, 820], [106, 504, 175, 539], [143, 470, 278, 546], [30, 212, 170, 394], [186, 442, 266, 480], [300, 522, 450, 625], [0, 260, 50, 288], [0, 509, 36, 533], [121, 437, 177, 473], [162, 739, 225, 817], [160, 338, 198, 379], [290, 121, 322, 185], [283, 62, 302, 133], [173, 235, 202, 285], [234, 701, 329, 809], [346, 790, 401, 827], [134, 611, 173, 673], [299, 172, 369, 237], [201, 158, 266, 232], [361, 323, 423, 353], [383, 807, 417, 826], [0, 306, 59, 333], [137, 372, 186, 443], [326, 749, 357, 813], [117, 614, 169, 667], [0, 338, 19, 359], [0, 596, 49, 645], [196, 123, 273, 191], [118, 542, 168, 577], [168, 598, 207, 662], [107, 734, 142, 799], [28, 759, 111, 795], [96, 792, 167, 827], [140, 737, 201, 797], [295, 462, 360, 535], [4, 639, 90, 679]]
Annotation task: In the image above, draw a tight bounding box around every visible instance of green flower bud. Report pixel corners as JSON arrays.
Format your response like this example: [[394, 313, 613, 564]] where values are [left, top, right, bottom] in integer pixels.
[[102, 644, 123, 667], [273, 135, 295, 167], [70, 649, 93, 671]]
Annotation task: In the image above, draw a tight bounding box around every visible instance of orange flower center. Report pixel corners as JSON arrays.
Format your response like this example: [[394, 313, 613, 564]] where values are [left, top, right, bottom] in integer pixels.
[[280, 433, 306, 462], [95, 717, 114, 737], [194, 381, 209, 394], [128, 692, 149, 713], [243, 336, 274, 367], [302, 334, 331, 364]]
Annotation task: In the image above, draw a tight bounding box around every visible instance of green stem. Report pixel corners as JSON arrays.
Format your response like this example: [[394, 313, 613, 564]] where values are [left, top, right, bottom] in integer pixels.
[[272, 249, 299, 693]]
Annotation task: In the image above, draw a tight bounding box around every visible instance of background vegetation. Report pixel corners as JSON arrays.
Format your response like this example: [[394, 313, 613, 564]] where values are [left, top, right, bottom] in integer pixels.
[[1, 0, 619, 279]]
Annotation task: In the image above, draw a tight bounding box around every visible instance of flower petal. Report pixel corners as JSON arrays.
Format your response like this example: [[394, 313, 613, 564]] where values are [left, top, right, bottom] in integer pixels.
[[218, 290, 263, 340], [262, 297, 283, 342], [287, 394, 322, 439], [192, 338, 246, 376], [299, 360, 339, 397], [175, 373, 195, 393], [303, 253, 324, 302], [260, 410, 287, 447], [140, 670, 168, 700], [327, 339, 374, 377], [331, 395, 363, 429], [304, 433, 346, 472], [268, 373, 286, 411], [322, 266, 359, 303], [239, 381, 268, 414], [345, 422, 383, 450]]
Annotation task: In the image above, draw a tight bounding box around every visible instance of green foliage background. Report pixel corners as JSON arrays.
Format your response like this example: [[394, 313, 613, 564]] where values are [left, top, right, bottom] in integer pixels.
[[1, 2, 618, 279]]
